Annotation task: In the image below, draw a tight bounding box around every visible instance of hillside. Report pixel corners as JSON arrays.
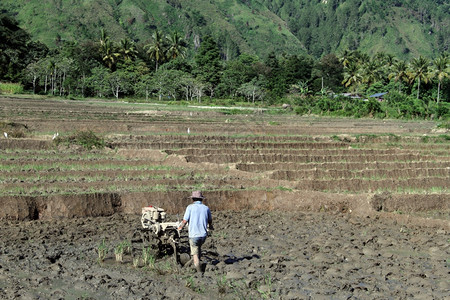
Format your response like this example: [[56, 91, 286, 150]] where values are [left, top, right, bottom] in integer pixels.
[[0, 0, 448, 59], [0, 0, 305, 59], [265, 0, 449, 58]]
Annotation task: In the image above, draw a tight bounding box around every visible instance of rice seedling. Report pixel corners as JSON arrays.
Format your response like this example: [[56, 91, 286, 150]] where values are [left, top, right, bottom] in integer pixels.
[[153, 259, 179, 275], [185, 275, 205, 293], [133, 257, 141, 268], [273, 186, 293, 192], [216, 275, 228, 294], [257, 274, 273, 299], [114, 243, 125, 263], [97, 238, 109, 263], [114, 241, 131, 263], [142, 247, 156, 268], [0, 161, 182, 173]]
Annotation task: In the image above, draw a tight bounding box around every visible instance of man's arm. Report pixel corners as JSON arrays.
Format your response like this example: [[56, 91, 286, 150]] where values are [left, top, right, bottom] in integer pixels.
[[208, 209, 213, 230], [179, 206, 190, 231], [208, 220, 214, 230], [178, 219, 187, 231]]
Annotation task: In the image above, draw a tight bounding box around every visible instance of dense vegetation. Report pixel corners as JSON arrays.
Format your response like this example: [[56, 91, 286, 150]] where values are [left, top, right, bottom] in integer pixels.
[[0, 1, 449, 121], [0, 0, 448, 60], [264, 0, 449, 58]]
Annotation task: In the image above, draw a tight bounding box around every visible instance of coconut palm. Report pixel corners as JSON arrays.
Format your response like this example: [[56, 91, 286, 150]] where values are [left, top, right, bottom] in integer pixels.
[[430, 56, 449, 104], [119, 39, 138, 61], [389, 60, 409, 92], [340, 49, 364, 68], [357, 52, 370, 65], [340, 49, 354, 67], [409, 56, 430, 99], [101, 39, 120, 70], [362, 59, 383, 87], [385, 54, 396, 67], [145, 30, 165, 71], [166, 31, 187, 60], [374, 51, 388, 64], [342, 62, 363, 91]]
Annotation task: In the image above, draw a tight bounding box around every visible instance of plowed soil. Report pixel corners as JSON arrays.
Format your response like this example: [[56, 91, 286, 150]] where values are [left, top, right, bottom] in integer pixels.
[[0, 96, 449, 299]]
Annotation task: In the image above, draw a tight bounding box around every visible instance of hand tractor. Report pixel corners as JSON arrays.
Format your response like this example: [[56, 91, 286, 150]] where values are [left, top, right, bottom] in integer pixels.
[[130, 206, 191, 265]]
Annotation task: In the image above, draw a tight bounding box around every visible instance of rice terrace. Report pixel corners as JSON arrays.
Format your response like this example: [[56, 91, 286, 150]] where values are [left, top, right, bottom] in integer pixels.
[[0, 95, 449, 299]]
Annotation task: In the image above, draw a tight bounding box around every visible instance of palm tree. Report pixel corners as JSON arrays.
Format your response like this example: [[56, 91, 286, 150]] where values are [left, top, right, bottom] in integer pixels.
[[374, 51, 388, 64], [342, 62, 363, 91], [409, 56, 430, 99], [385, 54, 396, 67], [362, 59, 383, 87], [101, 39, 120, 70], [430, 56, 449, 104], [166, 31, 187, 60], [389, 60, 409, 92], [145, 30, 165, 71], [357, 52, 370, 65], [340, 49, 354, 67], [100, 29, 108, 47], [340, 49, 364, 67], [119, 39, 137, 61]]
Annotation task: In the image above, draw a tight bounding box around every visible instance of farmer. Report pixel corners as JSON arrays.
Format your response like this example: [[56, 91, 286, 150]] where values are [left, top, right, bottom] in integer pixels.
[[178, 190, 213, 273]]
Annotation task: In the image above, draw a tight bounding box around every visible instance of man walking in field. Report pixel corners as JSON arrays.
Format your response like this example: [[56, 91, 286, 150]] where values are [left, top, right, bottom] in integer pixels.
[[178, 191, 213, 273]]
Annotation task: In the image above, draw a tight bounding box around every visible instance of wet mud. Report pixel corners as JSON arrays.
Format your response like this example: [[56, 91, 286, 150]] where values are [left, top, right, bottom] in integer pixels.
[[0, 210, 448, 299]]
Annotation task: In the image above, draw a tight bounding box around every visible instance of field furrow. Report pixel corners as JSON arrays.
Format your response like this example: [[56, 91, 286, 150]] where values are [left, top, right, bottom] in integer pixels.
[[185, 153, 449, 164], [236, 161, 450, 172], [1, 96, 448, 221], [271, 168, 450, 180]]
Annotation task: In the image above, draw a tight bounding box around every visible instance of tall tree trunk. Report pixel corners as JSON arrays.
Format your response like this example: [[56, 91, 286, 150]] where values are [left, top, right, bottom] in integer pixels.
[[416, 78, 421, 99], [437, 80, 441, 104], [81, 73, 85, 97], [32, 76, 37, 94], [44, 75, 48, 94]]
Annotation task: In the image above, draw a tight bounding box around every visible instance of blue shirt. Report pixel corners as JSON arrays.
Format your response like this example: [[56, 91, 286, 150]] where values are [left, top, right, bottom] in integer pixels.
[[183, 201, 212, 238]]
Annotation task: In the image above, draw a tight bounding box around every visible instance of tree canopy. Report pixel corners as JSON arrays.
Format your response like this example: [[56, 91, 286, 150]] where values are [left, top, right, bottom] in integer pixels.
[[0, 15, 448, 121]]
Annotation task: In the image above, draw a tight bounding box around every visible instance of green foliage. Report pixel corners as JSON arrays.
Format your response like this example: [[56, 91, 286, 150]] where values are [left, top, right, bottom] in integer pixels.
[[1, 2, 448, 121], [1, 0, 448, 64], [385, 91, 431, 119], [0, 14, 48, 81], [194, 35, 222, 89], [435, 102, 450, 120], [365, 98, 383, 117], [437, 122, 450, 130], [0, 82, 23, 94], [274, 0, 447, 59], [55, 130, 105, 150]]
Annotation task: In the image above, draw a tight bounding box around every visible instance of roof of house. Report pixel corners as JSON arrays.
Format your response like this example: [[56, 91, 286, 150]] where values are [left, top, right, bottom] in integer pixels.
[[369, 92, 388, 98]]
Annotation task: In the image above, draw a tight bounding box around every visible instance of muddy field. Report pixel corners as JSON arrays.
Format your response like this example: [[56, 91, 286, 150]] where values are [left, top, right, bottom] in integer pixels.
[[1, 210, 448, 299], [0, 96, 449, 299]]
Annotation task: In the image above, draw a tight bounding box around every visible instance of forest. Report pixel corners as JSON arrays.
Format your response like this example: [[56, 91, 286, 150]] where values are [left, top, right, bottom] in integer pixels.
[[0, 13, 449, 121]]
